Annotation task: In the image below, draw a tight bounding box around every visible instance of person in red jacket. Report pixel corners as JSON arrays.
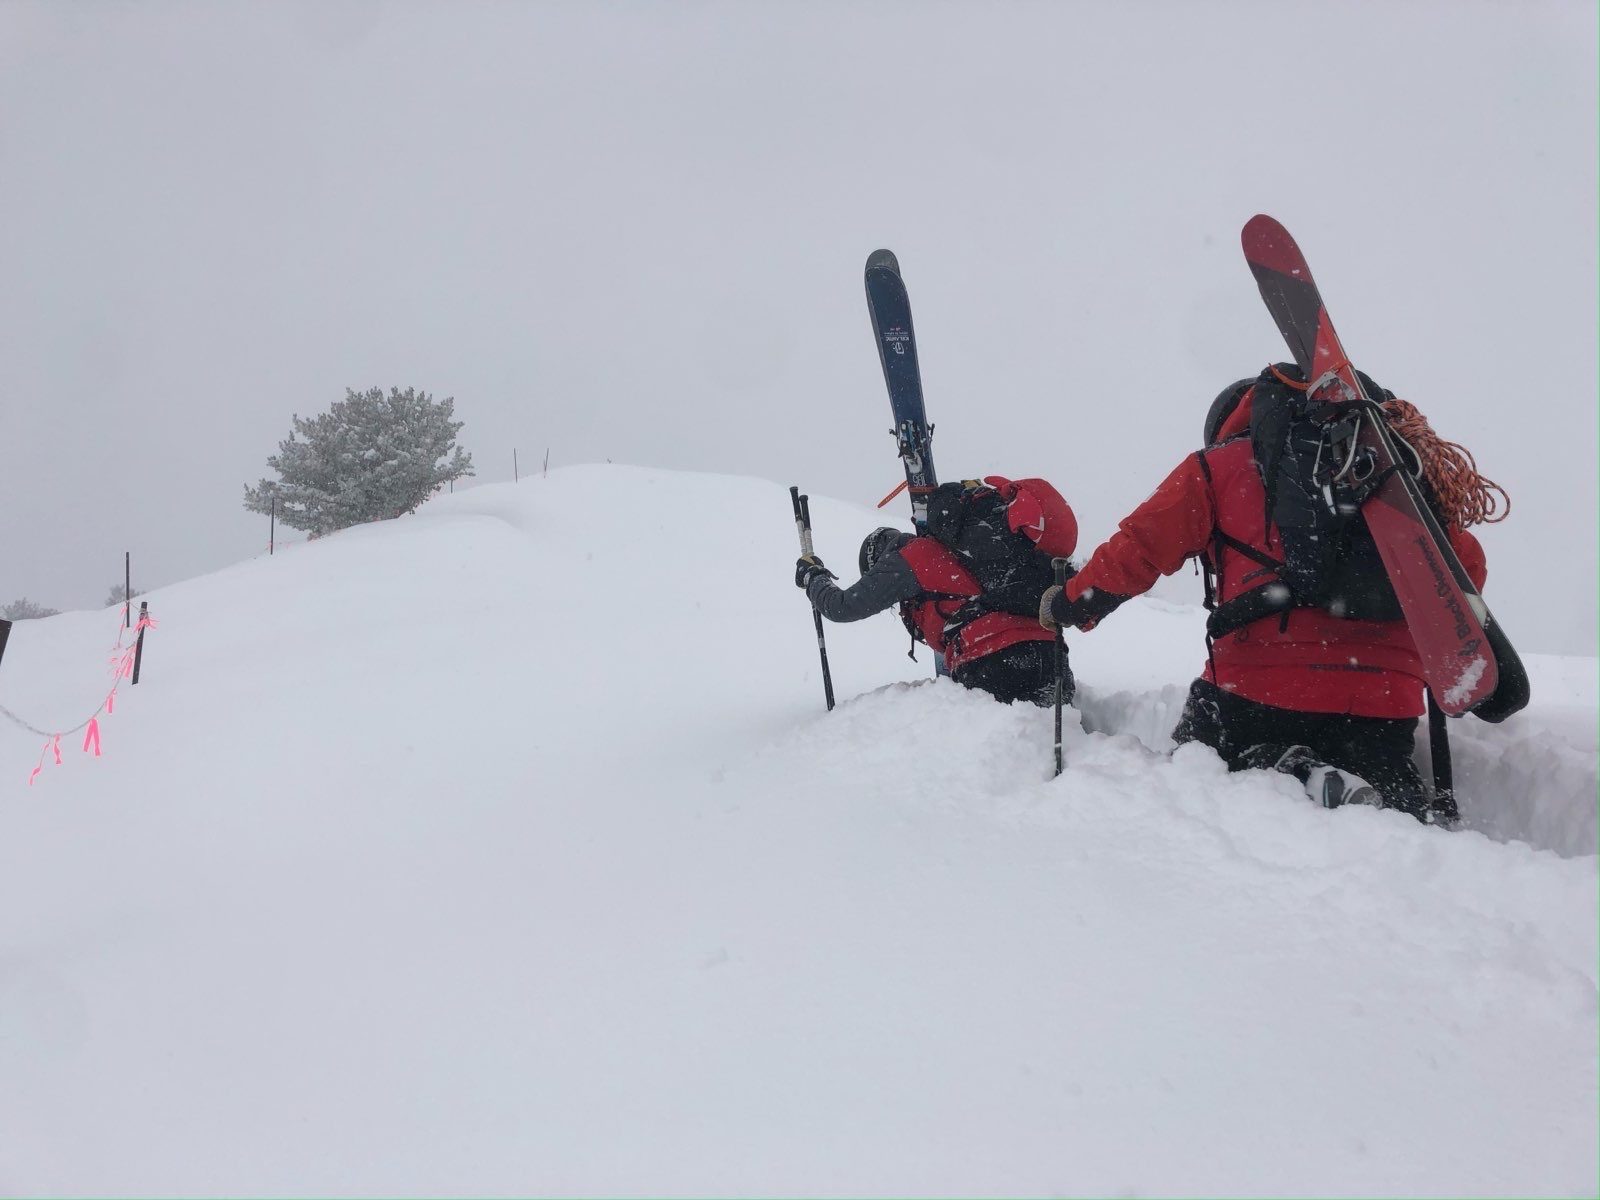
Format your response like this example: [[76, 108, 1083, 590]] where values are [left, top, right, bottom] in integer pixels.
[[798, 476, 1078, 707], [1040, 365, 1506, 819]]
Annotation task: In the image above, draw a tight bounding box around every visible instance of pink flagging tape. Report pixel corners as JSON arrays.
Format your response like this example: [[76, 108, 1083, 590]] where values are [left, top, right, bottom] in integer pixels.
[[23, 610, 158, 786], [29, 735, 63, 787]]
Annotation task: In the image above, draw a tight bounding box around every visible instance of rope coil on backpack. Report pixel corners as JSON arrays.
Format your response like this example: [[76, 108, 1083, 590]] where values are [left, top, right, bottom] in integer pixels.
[[1267, 363, 1509, 531], [1379, 397, 1509, 530]]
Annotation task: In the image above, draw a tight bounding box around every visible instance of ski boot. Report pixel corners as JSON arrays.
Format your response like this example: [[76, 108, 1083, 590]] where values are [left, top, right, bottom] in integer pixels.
[[1251, 744, 1382, 810]]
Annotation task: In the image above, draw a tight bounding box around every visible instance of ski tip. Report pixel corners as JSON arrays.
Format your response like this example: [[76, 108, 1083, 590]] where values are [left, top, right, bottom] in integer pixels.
[[1241, 214, 1311, 281], [1241, 213, 1284, 247], [865, 248, 901, 276]]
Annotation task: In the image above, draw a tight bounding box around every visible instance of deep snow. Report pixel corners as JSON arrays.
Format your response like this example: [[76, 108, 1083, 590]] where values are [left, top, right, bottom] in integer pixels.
[[0, 466, 1594, 1197]]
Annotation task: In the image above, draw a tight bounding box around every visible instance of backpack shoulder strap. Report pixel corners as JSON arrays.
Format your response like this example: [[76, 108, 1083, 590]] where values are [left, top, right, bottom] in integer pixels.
[[1194, 445, 1289, 633], [1193, 451, 1218, 611]]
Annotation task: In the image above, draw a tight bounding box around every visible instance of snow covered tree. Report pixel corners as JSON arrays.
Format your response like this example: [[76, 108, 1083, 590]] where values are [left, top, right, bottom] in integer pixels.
[[3, 598, 59, 620], [243, 387, 475, 537], [104, 583, 143, 608]]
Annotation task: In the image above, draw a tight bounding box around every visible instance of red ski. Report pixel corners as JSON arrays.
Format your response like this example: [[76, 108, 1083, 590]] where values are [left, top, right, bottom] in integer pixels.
[[1241, 215, 1528, 720]]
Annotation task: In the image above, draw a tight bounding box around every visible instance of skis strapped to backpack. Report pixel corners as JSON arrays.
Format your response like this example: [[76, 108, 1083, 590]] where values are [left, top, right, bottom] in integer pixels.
[[861, 254, 1080, 680], [864, 249, 937, 532], [1240, 214, 1528, 722], [865, 249, 946, 673]]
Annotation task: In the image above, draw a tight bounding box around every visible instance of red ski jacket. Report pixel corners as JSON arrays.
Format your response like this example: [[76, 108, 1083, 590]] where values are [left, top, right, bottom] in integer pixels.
[[898, 537, 1055, 673], [1065, 398, 1487, 718]]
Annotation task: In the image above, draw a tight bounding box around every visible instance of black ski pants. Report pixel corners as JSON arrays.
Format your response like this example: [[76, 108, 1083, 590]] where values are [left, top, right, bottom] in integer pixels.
[[1171, 678, 1427, 817], [954, 639, 1073, 709]]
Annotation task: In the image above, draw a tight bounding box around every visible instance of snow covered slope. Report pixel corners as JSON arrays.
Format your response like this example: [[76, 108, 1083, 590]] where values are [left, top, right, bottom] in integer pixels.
[[1, 466, 1594, 1197]]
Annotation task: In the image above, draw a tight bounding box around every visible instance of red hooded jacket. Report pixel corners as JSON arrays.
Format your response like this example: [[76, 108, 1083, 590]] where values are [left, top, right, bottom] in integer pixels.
[[1064, 395, 1487, 718]]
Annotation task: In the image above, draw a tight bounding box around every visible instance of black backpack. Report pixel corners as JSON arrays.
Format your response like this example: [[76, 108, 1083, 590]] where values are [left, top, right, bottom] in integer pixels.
[[924, 481, 1064, 619], [1203, 363, 1435, 636]]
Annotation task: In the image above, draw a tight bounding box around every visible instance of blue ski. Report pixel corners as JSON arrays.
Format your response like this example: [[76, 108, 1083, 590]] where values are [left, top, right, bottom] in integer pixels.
[[864, 249, 939, 532], [864, 249, 948, 676]]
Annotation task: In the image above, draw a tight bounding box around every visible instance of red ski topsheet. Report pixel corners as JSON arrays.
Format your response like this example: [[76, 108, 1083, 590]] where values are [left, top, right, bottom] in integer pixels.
[[1241, 215, 1499, 714]]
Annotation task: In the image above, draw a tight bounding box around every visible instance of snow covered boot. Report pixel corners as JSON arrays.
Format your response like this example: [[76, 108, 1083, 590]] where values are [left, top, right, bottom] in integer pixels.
[[1302, 761, 1382, 810], [1257, 744, 1382, 810]]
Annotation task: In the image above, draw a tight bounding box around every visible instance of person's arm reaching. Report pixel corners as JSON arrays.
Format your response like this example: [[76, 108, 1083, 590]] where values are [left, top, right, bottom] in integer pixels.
[[1043, 454, 1217, 631], [800, 553, 922, 623]]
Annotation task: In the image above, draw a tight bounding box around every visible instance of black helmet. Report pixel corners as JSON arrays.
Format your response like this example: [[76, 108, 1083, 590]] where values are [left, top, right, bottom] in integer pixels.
[[1203, 377, 1255, 446], [859, 526, 908, 575]]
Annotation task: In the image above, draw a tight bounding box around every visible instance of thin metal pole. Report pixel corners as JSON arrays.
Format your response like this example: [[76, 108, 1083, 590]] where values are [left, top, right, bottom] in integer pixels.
[[1052, 558, 1069, 776], [1427, 691, 1456, 826], [791, 487, 835, 712], [270, 497, 276, 555], [514, 449, 519, 482], [125, 552, 131, 626]]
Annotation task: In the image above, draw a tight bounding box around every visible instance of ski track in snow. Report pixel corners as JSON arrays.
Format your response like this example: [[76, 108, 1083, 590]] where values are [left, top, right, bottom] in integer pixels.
[[0, 465, 1593, 1197]]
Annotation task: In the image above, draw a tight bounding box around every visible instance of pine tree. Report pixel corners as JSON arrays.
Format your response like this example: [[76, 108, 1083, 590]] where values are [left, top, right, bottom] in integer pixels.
[[244, 387, 475, 536], [3, 598, 60, 620], [105, 583, 142, 608]]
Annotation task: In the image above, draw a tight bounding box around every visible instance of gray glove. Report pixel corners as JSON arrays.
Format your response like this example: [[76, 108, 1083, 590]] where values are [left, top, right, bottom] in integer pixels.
[[1039, 585, 1064, 631], [795, 555, 836, 590]]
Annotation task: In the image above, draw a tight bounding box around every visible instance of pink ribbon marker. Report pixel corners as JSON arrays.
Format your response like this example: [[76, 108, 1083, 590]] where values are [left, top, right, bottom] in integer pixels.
[[23, 607, 163, 784]]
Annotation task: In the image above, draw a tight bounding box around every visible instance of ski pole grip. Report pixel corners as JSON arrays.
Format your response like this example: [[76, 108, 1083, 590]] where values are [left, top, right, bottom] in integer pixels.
[[798, 493, 817, 558], [1053, 558, 1069, 586], [789, 486, 811, 552]]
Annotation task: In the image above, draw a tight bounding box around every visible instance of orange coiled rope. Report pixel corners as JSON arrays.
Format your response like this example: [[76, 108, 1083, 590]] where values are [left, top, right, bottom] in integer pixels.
[[1380, 397, 1510, 530]]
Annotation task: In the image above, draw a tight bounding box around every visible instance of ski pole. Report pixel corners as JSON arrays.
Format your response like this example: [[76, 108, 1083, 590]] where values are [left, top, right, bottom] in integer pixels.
[[1426, 690, 1457, 826], [1052, 558, 1069, 776], [790, 486, 836, 712]]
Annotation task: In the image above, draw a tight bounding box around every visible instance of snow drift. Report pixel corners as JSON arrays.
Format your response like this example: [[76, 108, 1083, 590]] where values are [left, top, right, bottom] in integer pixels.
[[0, 466, 1594, 1197]]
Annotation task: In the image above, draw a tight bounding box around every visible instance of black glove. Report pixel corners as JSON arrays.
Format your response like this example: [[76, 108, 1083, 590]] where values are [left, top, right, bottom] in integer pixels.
[[1040, 583, 1128, 631], [795, 555, 837, 590]]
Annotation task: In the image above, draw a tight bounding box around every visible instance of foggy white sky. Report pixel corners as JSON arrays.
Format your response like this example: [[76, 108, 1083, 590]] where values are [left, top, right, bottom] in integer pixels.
[[3, 0, 1595, 654]]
